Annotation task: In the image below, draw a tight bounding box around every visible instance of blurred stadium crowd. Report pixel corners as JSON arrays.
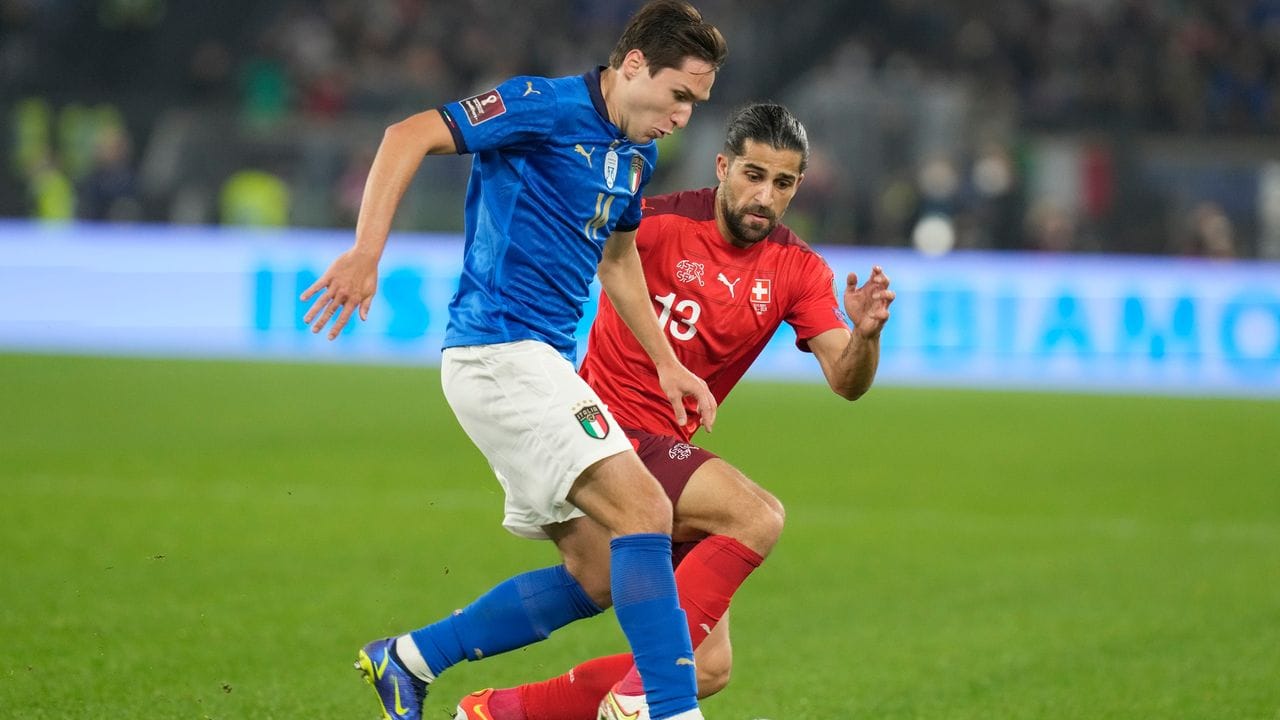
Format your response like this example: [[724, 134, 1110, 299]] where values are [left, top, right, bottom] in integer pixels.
[[3, 0, 1280, 257]]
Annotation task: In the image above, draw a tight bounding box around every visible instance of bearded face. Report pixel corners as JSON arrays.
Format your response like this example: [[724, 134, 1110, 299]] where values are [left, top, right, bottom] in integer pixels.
[[719, 185, 778, 245], [715, 140, 804, 249]]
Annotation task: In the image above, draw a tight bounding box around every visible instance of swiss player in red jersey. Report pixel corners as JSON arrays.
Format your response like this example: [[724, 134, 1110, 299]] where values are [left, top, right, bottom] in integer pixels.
[[454, 103, 894, 720]]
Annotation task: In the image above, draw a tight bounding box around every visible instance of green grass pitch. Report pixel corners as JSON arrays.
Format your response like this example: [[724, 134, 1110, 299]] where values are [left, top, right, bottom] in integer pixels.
[[1, 353, 1277, 719]]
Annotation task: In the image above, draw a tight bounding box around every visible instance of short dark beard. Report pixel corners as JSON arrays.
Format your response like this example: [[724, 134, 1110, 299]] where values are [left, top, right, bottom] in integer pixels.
[[718, 189, 775, 246]]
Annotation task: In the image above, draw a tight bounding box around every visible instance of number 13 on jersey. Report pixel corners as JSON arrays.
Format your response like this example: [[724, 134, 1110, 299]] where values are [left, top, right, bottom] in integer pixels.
[[655, 292, 701, 341]]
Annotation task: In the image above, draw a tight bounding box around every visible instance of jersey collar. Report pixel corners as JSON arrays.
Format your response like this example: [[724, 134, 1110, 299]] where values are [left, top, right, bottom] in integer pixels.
[[583, 66, 631, 142]]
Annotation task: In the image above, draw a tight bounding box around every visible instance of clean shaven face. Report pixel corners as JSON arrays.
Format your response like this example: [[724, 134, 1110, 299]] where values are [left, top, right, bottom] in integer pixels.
[[715, 139, 805, 248], [614, 51, 716, 143]]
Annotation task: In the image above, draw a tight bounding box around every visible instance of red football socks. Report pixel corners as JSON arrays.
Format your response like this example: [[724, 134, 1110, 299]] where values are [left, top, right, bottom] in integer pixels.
[[515, 535, 764, 719], [519, 653, 634, 720], [616, 534, 763, 694]]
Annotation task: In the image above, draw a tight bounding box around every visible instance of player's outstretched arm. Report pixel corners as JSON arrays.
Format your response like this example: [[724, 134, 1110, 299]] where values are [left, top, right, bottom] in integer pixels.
[[809, 266, 895, 400], [598, 229, 717, 432], [301, 110, 457, 339]]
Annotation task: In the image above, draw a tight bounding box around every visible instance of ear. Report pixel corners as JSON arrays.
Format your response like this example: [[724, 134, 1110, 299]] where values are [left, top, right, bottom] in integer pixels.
[[715, 153, 730, 182], [622, 49, 647, 80]]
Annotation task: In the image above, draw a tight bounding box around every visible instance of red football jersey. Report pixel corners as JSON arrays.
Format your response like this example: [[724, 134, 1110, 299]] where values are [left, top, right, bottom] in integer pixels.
[[579, 187, 848, 441]]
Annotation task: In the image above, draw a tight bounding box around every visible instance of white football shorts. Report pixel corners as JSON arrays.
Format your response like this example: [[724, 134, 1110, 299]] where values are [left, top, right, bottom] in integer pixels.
[[441, 339, 634, 540]]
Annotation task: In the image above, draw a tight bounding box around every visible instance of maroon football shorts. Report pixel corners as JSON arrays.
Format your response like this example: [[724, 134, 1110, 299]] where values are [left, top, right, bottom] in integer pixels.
[[623, 426, 718, 567]]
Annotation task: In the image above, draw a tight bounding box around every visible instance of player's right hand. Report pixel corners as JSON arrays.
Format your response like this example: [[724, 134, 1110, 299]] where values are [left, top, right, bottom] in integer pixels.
[[658, 362, 717, 433], [300, 248, 380, 340]]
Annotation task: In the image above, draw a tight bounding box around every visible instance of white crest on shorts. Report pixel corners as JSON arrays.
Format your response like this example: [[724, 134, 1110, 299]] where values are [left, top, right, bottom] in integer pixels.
[[668, 443, 693, 461]]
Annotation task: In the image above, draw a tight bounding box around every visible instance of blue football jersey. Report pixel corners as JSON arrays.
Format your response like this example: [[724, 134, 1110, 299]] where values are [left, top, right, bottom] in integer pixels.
[[438, 68, 657, 361]]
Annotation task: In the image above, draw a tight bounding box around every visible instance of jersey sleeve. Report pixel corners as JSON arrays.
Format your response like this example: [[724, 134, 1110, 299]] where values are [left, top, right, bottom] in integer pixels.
[[438, 76, 558, 154], [788, 253, 850, 352], [615, 145, 657, 232]]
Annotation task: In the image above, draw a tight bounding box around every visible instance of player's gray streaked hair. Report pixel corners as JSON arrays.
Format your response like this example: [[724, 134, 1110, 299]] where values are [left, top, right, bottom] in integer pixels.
[[723, 103, 810, 173]]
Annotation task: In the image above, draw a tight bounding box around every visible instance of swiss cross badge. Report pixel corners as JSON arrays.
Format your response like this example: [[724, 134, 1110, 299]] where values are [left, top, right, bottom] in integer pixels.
[[750, 278, 772, 314]]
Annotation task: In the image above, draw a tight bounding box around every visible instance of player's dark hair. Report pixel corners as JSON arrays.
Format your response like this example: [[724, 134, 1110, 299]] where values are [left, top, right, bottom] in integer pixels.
[[723, 102, 810, 173], [609, 0, 727, 75]]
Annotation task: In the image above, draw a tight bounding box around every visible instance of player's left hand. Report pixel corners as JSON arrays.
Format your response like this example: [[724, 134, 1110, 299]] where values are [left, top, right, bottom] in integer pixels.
[[844, 266, 895, 339], [657, 362, 717, 433]]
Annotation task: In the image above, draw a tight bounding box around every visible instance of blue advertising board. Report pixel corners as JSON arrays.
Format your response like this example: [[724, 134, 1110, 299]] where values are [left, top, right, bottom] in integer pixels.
[[2, 221, 1277, 397]]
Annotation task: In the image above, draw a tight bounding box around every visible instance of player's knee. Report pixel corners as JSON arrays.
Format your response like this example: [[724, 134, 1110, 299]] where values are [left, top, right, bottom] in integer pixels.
[[640, 483, 675, 531], [757, 496, 785, 555], [695, 646, 733, 698], [729, 490, 785, 558], [578, 454, 674, 537], [614, 479, 674, 536]]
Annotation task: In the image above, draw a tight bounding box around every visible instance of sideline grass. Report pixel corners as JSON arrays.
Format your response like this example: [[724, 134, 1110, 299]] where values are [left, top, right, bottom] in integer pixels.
[[1, 354, 1277, 719]]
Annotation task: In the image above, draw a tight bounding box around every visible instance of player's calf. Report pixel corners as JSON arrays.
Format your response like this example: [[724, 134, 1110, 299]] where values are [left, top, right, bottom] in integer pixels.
[[693, 614, 733, 697], [548, 514, 615, 608]]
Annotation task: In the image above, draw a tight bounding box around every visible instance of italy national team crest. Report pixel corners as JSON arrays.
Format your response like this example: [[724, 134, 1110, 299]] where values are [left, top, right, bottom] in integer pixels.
[[574, 404, 610, 439], [750, 278, 772, 314], [628, 155, 644, 194]]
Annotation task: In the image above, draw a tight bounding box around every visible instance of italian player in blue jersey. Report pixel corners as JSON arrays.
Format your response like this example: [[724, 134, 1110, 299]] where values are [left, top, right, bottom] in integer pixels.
[[300, 3, 726, 720]]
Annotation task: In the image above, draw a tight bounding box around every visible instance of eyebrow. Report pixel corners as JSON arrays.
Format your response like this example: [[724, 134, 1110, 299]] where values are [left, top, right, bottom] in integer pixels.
[[741, 161, 798, 182], [675, 83, 712, 103]]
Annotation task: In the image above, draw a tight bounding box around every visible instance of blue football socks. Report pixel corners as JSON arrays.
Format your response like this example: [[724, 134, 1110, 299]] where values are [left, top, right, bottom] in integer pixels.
[[610, 533, 698, 719], [408, 564, 601, 677]]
